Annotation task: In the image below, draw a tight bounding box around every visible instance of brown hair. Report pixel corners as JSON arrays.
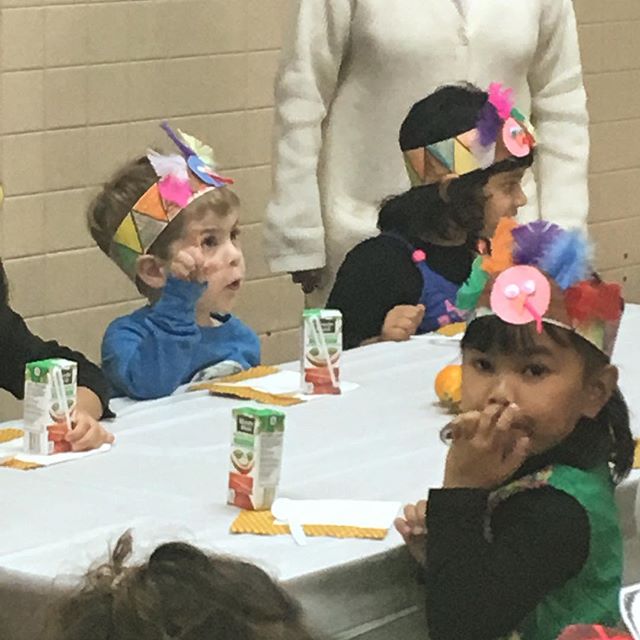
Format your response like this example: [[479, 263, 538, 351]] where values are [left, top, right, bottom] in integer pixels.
[[88, 156, 240, 299], [46, 531, 319, 640]]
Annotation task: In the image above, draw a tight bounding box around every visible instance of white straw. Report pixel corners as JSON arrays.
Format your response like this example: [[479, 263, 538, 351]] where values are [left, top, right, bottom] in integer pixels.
[[53, 367, 72, 430], [309, 315, 338, 390]]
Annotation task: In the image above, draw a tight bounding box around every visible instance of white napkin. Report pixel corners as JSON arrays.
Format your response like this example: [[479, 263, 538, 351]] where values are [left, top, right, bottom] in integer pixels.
[[621, 583, 640, 639]]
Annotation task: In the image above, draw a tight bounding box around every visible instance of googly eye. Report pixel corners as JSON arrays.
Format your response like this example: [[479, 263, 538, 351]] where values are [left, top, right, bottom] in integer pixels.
[[522, 280, 536, 295], [504, 284, 520, 299]]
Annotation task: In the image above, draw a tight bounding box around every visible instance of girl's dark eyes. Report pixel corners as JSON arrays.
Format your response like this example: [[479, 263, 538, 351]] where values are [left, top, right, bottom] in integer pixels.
[[472, 358, 494, 373], [202, 235, 217, 248], [523, 364, 550, 377]]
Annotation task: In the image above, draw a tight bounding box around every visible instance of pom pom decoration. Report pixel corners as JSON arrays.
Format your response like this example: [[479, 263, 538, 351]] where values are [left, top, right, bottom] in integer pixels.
[[512, 220, 562, 267], [482, 217, 518, 274], [487, 82, 514, 119], [538, 229, 591, 290], [456, 256, 489, 311]]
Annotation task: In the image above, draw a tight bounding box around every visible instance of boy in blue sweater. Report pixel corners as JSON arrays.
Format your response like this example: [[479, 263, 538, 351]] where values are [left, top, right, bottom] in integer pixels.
[[89, 124, 260, 400]]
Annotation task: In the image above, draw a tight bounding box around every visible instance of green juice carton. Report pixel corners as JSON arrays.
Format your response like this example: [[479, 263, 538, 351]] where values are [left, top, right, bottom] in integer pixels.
[[23, 358, 77, 455], [228, 407, 285, 510], [301, 308, 342, 394]]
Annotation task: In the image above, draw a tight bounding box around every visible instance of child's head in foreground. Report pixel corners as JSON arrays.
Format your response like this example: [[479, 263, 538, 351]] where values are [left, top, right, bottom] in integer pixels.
[[456, 219, 633, 482], [380, 82, 535, 246], [89, 123, 244, 315], [47, 531, 317, 640]]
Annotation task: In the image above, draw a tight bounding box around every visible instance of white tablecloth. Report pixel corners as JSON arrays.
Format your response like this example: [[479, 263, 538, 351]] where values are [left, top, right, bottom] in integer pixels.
[[2, 306, 640, 639]]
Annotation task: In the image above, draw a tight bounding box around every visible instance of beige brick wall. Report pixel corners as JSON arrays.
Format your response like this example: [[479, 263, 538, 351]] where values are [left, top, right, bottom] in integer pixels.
[[0, 1, 639, 419]]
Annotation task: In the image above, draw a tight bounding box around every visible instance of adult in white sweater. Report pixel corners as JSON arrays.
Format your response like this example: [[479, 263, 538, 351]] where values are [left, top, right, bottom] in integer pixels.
[[264, 0, 589, 304]]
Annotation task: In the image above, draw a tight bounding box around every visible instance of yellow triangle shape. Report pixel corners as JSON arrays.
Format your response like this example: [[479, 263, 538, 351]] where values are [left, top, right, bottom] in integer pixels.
[[113, 214, 143, 254], [454, 139, 480, 175]]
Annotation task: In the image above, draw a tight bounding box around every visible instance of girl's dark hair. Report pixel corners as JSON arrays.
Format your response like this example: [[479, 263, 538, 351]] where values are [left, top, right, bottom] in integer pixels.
[[46, 531, 318, 640], [461, 316, 634, 483], [0, 261, 8, 307], [383, 83, 533, 243], [87, 156, 240, 299]]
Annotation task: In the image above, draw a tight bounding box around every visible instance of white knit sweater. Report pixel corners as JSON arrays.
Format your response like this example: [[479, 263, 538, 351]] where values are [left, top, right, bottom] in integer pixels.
[[264, 0, 589, 303]]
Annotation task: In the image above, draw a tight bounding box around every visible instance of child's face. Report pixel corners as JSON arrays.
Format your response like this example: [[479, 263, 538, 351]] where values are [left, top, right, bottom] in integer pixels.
[[460, 328, 598, 455], [174, 209, 245, 315], [482, 167, 528, 237]]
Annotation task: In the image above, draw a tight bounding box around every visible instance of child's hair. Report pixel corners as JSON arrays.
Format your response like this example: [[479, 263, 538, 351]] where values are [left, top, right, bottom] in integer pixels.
[[88, 156, 240, 299], [0, 261, 8, 306], [383, 83, 533, 243], [461, 316, 634, 482], [46, 531, 317, 640]]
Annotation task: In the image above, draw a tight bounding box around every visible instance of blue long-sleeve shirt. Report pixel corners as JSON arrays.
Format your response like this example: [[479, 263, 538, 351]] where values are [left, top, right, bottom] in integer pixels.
[[102, 277, 260, 399]]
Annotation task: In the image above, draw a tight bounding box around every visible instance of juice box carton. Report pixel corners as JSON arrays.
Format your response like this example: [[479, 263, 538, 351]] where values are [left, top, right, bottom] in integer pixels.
[[301, 308, 342, 395], [23, 358, 77, 455], [228, 407, 285, 510]]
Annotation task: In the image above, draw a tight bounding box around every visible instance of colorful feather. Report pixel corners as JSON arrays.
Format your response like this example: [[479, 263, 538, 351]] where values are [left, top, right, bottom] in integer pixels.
[[178, 129, 216, 167], [158, 175, 193, 208], [565, 280, 623, 323], [512, 220, 562, 266], [476, 102, 503, 147], [147, 150, 189, 181], [487, 82, 514, 120], [482, 217, 518, 275], [456, 256, 489, 311], [538, 229, 591, 289], [160, 121, 193, 158]]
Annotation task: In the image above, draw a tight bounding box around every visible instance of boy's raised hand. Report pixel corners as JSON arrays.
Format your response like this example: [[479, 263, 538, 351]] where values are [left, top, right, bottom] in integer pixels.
[[381, 304, 426, 342], [443, 404, 531, 490], [170, 247, 212, 283], [394, 500, 427, 566]]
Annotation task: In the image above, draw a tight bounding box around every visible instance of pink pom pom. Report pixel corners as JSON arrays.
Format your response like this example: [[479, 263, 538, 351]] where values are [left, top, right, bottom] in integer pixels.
[[488, 82, 514, 120], [412, 249, 427, 263], [158, 175, 193, 208]]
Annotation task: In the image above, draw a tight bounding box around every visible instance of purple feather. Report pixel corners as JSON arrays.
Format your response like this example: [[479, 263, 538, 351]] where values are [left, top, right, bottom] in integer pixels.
[[160, 121, 194, 158], [512, 221, 562, 266], [476, 103, 502, 146]]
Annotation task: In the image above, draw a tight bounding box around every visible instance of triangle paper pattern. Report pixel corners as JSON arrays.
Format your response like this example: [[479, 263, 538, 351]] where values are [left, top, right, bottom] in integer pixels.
[[133, 184, 168, 222], [426, 139, 455, 171], [454, 138, 480, 175], [113, 214, 143, 254], [110, 243, 140, 278], [132, 210, 168, 251]]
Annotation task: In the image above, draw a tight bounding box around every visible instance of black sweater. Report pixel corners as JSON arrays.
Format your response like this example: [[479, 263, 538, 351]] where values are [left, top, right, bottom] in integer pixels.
[[0, 264, 111, 416], [424, 422, 612, 640], [327, 234, 473, 349]]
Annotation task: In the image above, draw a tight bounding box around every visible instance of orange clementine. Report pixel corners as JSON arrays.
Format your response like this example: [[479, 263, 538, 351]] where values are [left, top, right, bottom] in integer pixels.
[[434, 364, 462, 410]]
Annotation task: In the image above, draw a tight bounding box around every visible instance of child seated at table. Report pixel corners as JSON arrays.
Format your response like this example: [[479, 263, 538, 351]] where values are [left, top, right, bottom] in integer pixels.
[[395, 221, 633, 640], [0, 261, 113, 450], [327, 83, 535, 349], [88, 123, 260, 400], [46, 530, 318, 640]]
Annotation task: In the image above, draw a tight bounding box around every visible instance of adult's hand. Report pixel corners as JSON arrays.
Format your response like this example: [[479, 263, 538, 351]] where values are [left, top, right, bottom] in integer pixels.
[[290, 269, 323, 294]]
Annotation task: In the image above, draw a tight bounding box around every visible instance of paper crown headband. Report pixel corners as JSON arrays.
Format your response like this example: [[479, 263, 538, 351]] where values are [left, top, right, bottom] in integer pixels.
[[404, 83, 536, 187], [456, 219, 624, 358], [109, 122, 233, 280]]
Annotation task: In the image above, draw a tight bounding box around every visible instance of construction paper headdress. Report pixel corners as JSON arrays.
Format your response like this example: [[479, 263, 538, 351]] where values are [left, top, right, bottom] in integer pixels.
[[456, 219, 624, 359], [403, 83, 536, 187], [109, 122, 234, 280]]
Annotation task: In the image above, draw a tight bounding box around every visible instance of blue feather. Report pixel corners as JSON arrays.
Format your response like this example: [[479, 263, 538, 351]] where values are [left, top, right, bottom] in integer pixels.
[[539, 229, 592, 289]]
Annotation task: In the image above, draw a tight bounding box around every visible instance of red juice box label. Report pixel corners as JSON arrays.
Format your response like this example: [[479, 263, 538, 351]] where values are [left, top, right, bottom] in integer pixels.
[[23, 358, 77, 455], [228, 407, 285, 511], [301, 309, 342, 395]]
